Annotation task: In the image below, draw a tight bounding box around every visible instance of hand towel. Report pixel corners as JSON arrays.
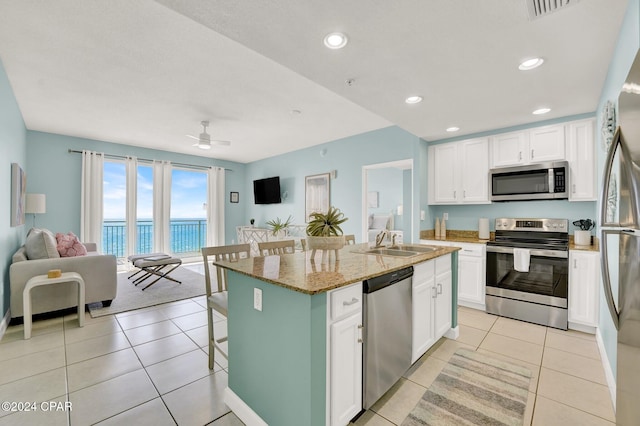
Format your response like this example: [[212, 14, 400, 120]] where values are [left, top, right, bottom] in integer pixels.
[[513, 248, 531, 272]]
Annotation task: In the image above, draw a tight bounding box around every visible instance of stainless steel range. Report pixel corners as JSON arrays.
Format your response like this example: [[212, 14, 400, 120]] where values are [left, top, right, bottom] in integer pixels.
[[485, 218, 569, 330]]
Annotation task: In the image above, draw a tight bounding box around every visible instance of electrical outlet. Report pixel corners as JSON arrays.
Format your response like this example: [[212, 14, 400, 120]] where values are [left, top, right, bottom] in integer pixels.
[[420, 210, 425, 221], [443, 213, 449, 220], [253, 288, 262, 311]]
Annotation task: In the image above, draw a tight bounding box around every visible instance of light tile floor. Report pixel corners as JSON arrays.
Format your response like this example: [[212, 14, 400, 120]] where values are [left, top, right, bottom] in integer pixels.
[[0, 292, 615, 425], [353, 306, 616, 426]]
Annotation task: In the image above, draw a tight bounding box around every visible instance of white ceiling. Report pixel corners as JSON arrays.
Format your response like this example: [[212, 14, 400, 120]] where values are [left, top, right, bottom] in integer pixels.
[[0, 0, 629, 164]]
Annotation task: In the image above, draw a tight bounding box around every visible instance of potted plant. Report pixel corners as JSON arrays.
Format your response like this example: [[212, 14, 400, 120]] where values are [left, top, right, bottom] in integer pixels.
[[306, 206, 348, 255], [266, 215, 294, 237]]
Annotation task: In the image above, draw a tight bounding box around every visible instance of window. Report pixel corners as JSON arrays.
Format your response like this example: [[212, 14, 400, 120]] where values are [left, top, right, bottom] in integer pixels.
[[102, 160, 126, 257], [170, 168, 207, 256]]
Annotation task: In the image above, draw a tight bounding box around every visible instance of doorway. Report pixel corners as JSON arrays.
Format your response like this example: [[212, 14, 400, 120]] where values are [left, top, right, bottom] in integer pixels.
[[362, 159, 414, 243]]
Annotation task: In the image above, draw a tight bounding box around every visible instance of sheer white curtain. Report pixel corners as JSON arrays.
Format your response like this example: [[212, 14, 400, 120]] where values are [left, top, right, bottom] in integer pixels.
[[153, 161, 172, 253], [81, 150, 104, 248], [207, 167, 225, 246], [125, 156, 138, 257]]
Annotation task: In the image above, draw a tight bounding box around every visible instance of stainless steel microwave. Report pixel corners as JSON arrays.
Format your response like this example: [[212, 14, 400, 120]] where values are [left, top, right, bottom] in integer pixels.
[[490, 161, 569, 201]]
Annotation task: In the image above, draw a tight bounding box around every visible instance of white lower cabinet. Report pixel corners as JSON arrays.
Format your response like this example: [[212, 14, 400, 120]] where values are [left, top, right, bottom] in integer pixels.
[[568, 251, 600, 330], [420, 240, 486, 310], [412, 261, 435, 362], [327, 282, 363, 426], [434, 256, 452, 338], [457, 244, 486, 310], [412, 254, 452, 363]]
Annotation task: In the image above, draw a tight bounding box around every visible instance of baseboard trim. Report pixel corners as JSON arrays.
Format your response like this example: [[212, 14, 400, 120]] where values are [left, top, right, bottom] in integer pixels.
[[568, 321, 597, 334], [444, 325, 459, 340], [458, 301, 486, 311], [596, 328, 616, 412], [224, 387, 268, 426], [0, 309, 10, 341]]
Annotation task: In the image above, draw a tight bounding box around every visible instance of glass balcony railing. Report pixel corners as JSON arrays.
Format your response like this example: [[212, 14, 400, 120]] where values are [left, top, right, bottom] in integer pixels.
[[102, 219, 207, 258]]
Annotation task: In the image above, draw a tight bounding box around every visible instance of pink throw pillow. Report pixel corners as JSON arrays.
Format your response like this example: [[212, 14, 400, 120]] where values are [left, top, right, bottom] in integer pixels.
[[55, 232, 88, 257]]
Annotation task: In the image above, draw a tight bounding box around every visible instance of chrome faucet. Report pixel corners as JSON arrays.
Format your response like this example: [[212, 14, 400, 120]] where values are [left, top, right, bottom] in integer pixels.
[[390, 233, 398, 248], [375, 230, 388, 248]]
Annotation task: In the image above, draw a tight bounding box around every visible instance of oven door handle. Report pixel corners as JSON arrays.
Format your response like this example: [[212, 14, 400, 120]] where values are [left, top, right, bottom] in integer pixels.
[[486, 245, 568, 258]]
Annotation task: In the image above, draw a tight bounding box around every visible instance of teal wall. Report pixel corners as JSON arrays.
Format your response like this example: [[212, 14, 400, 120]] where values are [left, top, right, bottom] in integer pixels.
[[26, 131, 246, 245], [0, 59, 27, 320], [594, 0, 640, 379], [243, 126, 425, 243], [227, 271, 326, 426]]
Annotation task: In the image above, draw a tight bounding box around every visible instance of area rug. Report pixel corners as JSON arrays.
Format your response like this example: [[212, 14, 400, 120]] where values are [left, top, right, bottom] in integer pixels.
[[88, 267, 206, 317], [402, 348, 531, 426]]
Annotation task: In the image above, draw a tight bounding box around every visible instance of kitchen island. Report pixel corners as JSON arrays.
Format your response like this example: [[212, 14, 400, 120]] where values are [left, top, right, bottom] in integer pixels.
[[213, 243, 459, 426]]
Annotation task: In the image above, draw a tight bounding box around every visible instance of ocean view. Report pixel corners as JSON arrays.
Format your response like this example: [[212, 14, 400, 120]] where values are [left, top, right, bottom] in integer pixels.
[[103, 219, 207, 257]]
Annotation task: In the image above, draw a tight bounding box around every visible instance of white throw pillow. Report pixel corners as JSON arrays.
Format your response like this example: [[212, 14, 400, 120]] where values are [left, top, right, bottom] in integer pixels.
[[371, 215, 389, 230], [24, 228, 61, 260]]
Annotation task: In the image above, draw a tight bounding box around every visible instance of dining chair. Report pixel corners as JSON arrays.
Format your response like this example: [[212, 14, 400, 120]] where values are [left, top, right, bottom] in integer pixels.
[[201, 243, 250, 370], [345, 234, 356, 245], [257, 239, 296, 256]]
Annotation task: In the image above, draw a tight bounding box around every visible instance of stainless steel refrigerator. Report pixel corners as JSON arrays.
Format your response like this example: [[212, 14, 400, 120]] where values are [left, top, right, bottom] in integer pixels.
[[600, 53, 640, 426]]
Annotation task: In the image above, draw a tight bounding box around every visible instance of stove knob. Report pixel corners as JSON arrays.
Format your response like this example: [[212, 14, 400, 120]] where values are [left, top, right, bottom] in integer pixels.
[[552, 223, 558, 228]]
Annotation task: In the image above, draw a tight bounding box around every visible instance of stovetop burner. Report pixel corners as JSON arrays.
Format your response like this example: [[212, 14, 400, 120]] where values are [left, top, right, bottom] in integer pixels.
[[488, 218, 569, 251]]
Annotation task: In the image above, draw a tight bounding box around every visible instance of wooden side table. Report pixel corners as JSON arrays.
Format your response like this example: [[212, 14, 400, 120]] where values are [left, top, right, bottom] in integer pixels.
[[23, 272, 85, 339]]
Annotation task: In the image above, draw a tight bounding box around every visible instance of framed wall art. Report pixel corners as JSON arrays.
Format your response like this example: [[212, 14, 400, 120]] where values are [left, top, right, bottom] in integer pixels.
[[11, 162, 26, 227], [367, 191, 379, 208], [305, 173, 330, 222], [230, 191, 239, 203]]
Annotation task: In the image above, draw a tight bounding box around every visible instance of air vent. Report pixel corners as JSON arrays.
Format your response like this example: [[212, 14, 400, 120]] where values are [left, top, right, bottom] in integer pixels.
[[526, 0, 580, 20]]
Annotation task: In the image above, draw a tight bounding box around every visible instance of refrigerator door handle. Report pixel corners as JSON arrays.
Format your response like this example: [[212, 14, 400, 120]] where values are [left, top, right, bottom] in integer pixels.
[[600, 127, 621, 227], [600, 228, 620, 330]]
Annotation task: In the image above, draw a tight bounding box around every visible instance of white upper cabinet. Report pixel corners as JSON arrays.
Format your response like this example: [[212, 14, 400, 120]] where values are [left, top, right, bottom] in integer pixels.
[[490, 125, 565, 168], [429, 138, 489, 205], [461, 138, 490, 202], [529, 125, 566, 162], [567, 119, 596, 201], [490, 131, 528, 167], [432, 143, 458, 203]]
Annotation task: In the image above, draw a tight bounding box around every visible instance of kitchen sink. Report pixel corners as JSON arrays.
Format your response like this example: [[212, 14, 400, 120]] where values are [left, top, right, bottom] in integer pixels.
[[363, 248, 420, 257], [391, 245, 437, 253]]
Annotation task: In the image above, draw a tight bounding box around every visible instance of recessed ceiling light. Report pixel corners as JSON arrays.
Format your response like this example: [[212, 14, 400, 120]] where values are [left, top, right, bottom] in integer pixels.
[[446, 127, 460, 132], [533, 107, 551, 115], [519, 57, 544, 71], [405, 96, 423, 104], [323, 32, 348, 49]]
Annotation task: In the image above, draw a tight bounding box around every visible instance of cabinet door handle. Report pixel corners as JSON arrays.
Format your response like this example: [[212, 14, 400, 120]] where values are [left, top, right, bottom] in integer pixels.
[[572, 184, 576, 194], [518, 151, 522, 161], [343, 297, 359, 306], [531, 149, 534, 159], [463, 190, 466, 198], [358, 338, 363, 343], [574, 259, 577, 269], [437, 283, 443, 294], [432, 286, 438, 299], [453, 190, 456, 198]]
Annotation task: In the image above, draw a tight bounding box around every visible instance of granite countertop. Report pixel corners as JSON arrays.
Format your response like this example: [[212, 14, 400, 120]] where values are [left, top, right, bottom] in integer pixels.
[[420, 229, 601, 252], [420, 229, 493, 244], [213, 242, 459, 295]]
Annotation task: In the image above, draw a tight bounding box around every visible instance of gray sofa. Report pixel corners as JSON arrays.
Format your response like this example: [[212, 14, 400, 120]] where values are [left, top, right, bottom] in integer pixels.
[[10, 241, 117, 319]]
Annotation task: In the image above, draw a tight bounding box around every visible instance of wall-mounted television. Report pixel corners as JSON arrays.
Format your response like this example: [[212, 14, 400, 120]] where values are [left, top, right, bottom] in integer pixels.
[[253, 176, 281, 204]]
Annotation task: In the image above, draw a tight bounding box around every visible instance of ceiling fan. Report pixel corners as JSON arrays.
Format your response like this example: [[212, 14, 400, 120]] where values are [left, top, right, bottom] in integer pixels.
[[187, 120, 231, 150]]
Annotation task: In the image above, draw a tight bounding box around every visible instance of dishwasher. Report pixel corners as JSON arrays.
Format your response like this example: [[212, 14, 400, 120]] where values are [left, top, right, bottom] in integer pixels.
[[362, 266, 413, 409]]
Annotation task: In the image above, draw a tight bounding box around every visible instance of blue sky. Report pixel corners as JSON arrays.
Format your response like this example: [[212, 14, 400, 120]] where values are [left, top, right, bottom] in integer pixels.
[[103, 161, 207, 220]]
